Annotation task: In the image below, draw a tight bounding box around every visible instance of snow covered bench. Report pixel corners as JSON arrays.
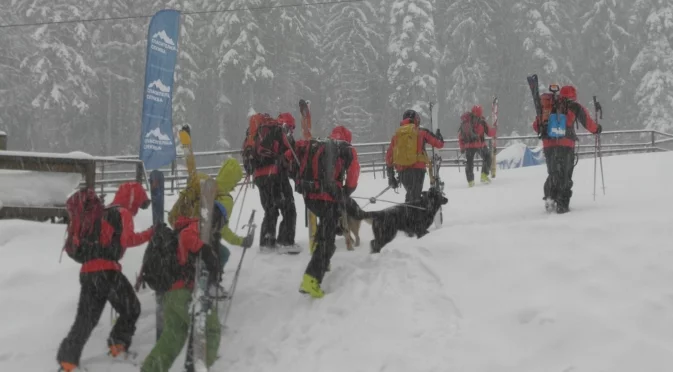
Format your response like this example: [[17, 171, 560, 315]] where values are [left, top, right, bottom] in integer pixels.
[[0, 151, 96, 222]]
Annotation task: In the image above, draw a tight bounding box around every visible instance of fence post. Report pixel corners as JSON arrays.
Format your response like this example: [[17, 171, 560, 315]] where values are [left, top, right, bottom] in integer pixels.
[[651, 130, 656, 149], [171, 160, 176, 193], [0, 131, 6, 150], [100, 162, 105, 195], [381, 144, 387, 178]]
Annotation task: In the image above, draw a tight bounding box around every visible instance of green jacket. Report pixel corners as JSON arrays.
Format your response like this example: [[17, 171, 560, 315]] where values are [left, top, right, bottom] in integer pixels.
[[215, 158, 245, 246]]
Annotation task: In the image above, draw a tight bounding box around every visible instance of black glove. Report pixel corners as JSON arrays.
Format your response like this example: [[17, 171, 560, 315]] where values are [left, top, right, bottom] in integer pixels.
[[596, 124, 603, 134], [435, 128, 443, 141], [460, 148, 465, 155], [241, 235, 253, 249], [344, 186, 355, 197], [388, 176, 399, 189]]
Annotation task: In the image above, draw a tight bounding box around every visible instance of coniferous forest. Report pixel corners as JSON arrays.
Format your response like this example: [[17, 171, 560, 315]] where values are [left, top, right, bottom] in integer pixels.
[[1, 0, 672, 155]]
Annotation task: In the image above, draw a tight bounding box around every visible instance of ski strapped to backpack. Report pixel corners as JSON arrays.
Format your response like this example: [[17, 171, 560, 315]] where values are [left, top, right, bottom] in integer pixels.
[[62, 188, 122, 264], [527, 75, 574, 140]]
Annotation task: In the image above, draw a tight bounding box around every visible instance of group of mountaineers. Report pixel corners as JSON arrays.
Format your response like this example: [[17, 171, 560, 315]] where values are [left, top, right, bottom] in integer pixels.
[[54, 77, 603, 371]]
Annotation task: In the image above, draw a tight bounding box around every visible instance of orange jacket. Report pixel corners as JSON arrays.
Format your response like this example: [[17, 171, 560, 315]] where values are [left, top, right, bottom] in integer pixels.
[[385, 119, 445, 171]]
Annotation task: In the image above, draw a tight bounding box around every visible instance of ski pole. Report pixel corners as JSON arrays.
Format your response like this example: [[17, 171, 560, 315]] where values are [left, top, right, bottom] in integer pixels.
[[592, 96, 605, 200], [593, 135, 598, 201], [362, 186, 391, 208], [234, 181, 250, 231], [351, 196, 427, 210], [222, 210, 256, 328], [598, 134, 605, 196]]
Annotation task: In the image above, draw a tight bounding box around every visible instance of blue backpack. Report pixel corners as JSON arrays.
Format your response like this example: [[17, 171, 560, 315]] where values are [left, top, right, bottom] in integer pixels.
[[547, 112, 567, 138]]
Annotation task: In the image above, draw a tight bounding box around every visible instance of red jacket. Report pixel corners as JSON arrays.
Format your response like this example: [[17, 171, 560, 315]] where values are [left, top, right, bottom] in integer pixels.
[[81, 182, 154, 273], [386, 119, 445, 171], [458, 114, 496, 151], [286, 126, 361, 203], [532, 101, 599, 148], [170, 216, 207, 291]]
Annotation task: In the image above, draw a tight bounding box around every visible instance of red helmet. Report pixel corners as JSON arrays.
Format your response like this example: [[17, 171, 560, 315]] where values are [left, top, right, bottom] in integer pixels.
[[560, 85, 577, 101], [471, 105, 483, 117], [329, 125, 353, 144], [277, 112, 296, 129]]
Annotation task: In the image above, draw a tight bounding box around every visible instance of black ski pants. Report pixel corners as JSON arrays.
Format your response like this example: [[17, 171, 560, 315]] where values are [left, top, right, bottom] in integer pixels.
[[464, 147, 492, 182], [398, 168, 426, 203], [57, 270, 140, 365], [304, 199, 340, 283], [543, 146, 576, 208], [254, 173, 297, 247]]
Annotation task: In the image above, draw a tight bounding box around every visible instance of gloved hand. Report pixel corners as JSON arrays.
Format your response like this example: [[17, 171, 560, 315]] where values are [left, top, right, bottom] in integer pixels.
[[435, 128, 443, 141], [344, 186, 355, 197], [596, 124, 603, 134], [241, 235, 254, 249], [460, 148, 465, 154]]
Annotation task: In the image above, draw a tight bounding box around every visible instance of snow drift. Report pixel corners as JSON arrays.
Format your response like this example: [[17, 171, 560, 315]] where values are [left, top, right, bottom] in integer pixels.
[[0, 151, 672, 372]]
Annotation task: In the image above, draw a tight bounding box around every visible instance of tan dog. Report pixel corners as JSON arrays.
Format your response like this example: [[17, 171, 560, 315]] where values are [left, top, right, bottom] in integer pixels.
[[339, 213, 361, 250]]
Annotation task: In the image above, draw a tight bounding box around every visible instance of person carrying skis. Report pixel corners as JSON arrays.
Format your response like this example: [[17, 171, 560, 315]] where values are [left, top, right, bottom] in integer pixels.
[[458, 105, 496, 187], [140, 200, 228, 372], [213, 157, 254, 296], [289, 125, 360, 298], [532, 85, 602, 213], [57, 182, 154, 372], [251, 112, 299, 253], [385, 109, 444, 202]]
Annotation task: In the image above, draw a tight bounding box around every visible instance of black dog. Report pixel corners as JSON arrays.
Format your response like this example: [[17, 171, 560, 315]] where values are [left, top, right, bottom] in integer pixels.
[[351, 187, 448, 253]]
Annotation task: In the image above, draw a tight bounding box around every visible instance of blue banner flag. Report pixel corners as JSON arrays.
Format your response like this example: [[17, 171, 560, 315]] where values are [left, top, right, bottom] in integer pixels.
[[139, 9, 181, 170]]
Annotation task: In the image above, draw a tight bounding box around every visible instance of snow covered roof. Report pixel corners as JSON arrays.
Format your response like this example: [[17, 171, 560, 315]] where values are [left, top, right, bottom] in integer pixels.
[[0, 150, 141, 163]]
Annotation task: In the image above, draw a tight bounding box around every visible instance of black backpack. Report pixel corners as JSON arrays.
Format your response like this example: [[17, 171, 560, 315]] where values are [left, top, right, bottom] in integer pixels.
[[296, 138, 353, 198], [140, 223, 184, 292]]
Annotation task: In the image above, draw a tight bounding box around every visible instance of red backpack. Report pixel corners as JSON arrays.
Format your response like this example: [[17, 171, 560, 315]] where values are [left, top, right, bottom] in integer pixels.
[[63, 188, 110, 263], [458, 113, 480, 143], [254, 119, 287, 162]]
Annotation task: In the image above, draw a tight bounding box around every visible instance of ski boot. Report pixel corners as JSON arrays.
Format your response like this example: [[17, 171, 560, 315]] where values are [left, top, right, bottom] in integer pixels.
[[299, 274, 324, 298], [480, 173, 491, 184], [468, 180, 475, 188]]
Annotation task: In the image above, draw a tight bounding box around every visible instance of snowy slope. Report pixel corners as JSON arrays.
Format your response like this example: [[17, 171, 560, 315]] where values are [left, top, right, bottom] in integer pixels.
[[1, 152, 672, 371]]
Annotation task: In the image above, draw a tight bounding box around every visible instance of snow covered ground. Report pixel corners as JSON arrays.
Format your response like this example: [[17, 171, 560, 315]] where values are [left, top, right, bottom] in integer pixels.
[[1, 151, 672, 371]]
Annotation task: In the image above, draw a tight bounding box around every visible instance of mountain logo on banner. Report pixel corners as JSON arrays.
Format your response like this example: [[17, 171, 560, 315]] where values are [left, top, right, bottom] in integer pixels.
[[144, 127, 173, 149], [150, 30, 177, 54], [146, 79, 171, 103]]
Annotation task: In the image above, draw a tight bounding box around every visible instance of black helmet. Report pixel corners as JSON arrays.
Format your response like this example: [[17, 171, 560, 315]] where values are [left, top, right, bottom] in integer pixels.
[[402, 109, 420, 124]]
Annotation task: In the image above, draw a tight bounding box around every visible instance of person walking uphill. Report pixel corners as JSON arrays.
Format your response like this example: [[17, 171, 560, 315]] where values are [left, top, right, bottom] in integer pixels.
[[386, 109, 444, 202], [57, 182, 154, 372], [140, 202, 226, 372], [252, 112, 299, 253], [213, 157, 254, 295], [458, 105, 496, 187], [532, 84, 602, 214], [290, 125, 360, 298]]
